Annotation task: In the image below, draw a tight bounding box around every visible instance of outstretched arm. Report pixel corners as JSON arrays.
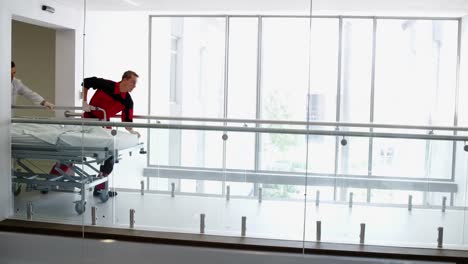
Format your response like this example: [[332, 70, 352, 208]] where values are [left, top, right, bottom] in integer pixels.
[[15, 79, 54, 111]]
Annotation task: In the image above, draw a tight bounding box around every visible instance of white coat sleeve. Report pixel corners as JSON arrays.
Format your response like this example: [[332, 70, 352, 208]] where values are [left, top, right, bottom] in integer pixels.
[[13, 79, 45, 106]]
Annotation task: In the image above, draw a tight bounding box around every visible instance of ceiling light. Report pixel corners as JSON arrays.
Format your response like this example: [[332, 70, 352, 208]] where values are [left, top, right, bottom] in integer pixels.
[[100, 239, 116, 243]]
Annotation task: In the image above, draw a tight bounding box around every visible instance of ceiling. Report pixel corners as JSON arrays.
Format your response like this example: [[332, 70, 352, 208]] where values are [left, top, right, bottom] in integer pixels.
[[52, 0, 468, 17]]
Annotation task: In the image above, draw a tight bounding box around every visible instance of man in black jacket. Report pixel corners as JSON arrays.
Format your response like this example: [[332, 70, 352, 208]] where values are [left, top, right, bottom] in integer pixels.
[[82, 71, 140, 197]]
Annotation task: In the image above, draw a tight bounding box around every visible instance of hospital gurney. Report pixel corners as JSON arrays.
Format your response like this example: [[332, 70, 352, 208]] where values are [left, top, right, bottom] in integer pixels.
[[11, 122, 144, 214]]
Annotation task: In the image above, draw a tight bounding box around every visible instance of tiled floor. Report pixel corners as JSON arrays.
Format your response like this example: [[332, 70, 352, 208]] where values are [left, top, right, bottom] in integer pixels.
[[11, 187, 468, 250]]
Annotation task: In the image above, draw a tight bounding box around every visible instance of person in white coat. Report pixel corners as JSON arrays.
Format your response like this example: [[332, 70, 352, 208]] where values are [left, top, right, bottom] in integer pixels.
[[11, 61, 55, 110]]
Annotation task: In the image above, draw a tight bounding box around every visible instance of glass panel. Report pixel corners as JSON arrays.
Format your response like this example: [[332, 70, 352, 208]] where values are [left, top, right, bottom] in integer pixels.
[[261, 20, 336, 176], [372, 137, 426, 177], [8, 10, 467, 256], [261, 18, 310, 122], [11, 122, 113, 224], [113, 122, 146, 190], [337, 137, 370, 176], [374, 20, 458, 126], [260, 132, 307, 172], [226, 131, 255, 170], [309, 18, 340, 122], [227, 18, 258, 120], [225, 17, 257, 171], [182, 129, 224, 168], [261, 18, 338, 123], [340, 18, 373, 124], [306, 135, 336, 174], [225, 124, 254, 197], [149, 17, 226, 118], [372, 21, 459, 235], [337, 19, 373, 176], [149, 17, 226, 170]]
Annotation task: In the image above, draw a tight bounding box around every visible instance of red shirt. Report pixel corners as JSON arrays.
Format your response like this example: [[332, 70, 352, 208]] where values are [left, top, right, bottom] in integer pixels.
[[82, 77, 133, 122]]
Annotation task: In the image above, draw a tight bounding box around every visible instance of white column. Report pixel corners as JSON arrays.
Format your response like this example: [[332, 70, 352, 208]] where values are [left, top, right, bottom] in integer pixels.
[[0, 3, 12, 220]]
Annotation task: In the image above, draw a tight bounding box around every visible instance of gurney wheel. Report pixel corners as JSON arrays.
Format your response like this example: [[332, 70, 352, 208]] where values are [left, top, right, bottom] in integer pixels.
[[75, 201, 86, 215], [12, 183, 21, 196]]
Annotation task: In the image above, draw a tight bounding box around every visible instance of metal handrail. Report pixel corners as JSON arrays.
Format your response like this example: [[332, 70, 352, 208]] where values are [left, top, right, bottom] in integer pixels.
[[13, 105, 107, 121], [13, 105, 82, 110], [63, 111, 468, 133], [11, 117, 468, 142], [15, 104, 468, 132]]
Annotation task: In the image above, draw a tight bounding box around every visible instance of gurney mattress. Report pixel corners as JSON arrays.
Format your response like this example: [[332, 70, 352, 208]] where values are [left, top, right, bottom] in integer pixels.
[[11, 123, 139, 150]]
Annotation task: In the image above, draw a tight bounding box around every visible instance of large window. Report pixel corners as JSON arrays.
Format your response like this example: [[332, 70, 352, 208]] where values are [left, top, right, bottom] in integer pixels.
[[373, 20, 458, 180], [148, 16, 460, 203]]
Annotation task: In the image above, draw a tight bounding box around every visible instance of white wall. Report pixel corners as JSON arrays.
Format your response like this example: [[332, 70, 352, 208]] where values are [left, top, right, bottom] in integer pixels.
[[56, 28, 78, 114], [0, 0, 83, 220], [0, 1, 13, 221]]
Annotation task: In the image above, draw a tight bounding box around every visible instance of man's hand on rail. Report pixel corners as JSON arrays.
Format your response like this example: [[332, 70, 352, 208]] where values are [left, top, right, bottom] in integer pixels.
[[126, 128, 141, 138], [41, 100, 55, 111], [82, 101, 96, 112]]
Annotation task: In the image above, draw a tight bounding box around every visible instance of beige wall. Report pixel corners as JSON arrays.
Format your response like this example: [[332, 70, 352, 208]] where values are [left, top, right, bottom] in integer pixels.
[[12, 20, 55, 117]]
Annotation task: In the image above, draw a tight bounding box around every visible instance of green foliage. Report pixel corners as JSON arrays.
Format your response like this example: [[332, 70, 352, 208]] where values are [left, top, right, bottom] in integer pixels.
[[263, 184, 300, 199], [263, 91, 298, 152]]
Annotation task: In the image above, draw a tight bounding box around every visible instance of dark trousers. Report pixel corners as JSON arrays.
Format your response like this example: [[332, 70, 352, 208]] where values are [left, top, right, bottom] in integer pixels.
[[84, 111, 114, 190], [95, 156, 114, 190]]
